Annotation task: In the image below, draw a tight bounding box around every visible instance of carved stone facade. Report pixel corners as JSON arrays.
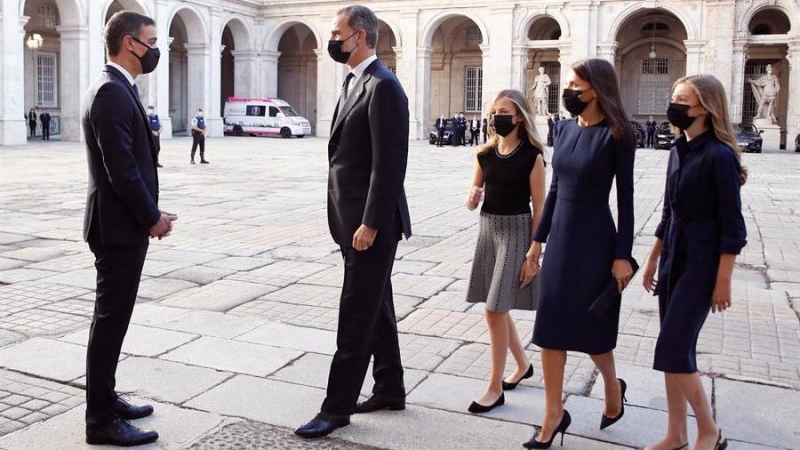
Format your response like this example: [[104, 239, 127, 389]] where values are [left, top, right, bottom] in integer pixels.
[[0, 0, 797, 146]]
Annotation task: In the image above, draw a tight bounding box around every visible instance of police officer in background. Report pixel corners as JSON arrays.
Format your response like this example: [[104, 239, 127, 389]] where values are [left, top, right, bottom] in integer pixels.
[[147, 106, 163, 167], [190, 108, 209, 164]]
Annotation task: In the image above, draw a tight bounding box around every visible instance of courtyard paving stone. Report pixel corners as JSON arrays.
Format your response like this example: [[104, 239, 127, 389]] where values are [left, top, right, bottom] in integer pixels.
[[1, 138, 798, 448]]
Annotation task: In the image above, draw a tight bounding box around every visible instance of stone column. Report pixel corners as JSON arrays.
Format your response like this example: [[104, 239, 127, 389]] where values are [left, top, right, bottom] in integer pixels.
[[684, 40, 705, 78], [557, 41, 573, 116], [416, 46, 433, 140], [184, 43, 210, 135], [57, 25, 90, 142], [729, 39, 748, 124], [0, 14, 28, 146], [785, 39, 800, 147], [206, 9, 223, 137], [569, 1, 595, 60], [315, 48, 339, 137], [156, 4, 172, 138], [231, 50, 256, 97], [398, 9, 422, 139], [511, 44, 528, 91], [154, 36, 175, 139], [480, 44, 492, 112], [596, 42, 617, 65], [260, 50, 280, 98]]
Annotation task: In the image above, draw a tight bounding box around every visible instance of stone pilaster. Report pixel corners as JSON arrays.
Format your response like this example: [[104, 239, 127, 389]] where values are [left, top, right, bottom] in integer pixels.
[[230, 50, 256, 98], [156, 1, 173, 138], [596, 41, 617, 65], [784, 39, 800, 146], [729, 39, 748, 123], [207, 8, 224, 137], [0, 13, 28, 146], [57, 25, 90, 142]]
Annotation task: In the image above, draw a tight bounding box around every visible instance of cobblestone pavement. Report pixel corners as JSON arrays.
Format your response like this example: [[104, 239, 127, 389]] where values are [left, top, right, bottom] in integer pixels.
[[0, 137, 799, 449]]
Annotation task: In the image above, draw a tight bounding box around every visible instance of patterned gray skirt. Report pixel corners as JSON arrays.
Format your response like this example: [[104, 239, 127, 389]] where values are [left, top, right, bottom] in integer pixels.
[[466, 212, 539, 312]]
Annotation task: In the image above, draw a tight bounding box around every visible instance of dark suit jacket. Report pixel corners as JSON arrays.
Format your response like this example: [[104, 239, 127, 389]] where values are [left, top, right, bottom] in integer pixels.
[[328, 58, 412, 247], [82, 65, 160, 245]]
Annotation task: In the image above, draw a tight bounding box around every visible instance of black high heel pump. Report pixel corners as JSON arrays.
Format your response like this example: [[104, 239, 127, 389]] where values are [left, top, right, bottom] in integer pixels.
[[522, 410, 571, 449], [600, 378, 627, 430]]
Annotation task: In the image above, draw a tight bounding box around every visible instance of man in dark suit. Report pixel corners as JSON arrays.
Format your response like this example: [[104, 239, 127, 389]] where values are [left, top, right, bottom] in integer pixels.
[[82, 11, 177, 446], [295, 4, 411, 439], [39, 111, 51, 140], [435, 115, 446, 147]]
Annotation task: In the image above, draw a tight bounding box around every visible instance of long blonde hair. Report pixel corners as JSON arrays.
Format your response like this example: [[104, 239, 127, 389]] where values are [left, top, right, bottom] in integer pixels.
[[478, 89, 543, 155], [675, 75, 748, 185]]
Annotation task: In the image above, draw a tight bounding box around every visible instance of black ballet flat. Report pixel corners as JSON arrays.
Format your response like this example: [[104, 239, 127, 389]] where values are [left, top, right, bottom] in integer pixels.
[[600, 378, 627, 430], [503, 364, 534, 391], [523, 410, 572, 449], [468, 393, 504, 413]]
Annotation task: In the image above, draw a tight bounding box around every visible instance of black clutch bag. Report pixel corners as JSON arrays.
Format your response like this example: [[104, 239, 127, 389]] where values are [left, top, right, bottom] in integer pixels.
[[588, 257, 639, 316]]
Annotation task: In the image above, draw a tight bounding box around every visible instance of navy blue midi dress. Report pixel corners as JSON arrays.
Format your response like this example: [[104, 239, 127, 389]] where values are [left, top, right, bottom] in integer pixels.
[[532, 119, 635, 354], [653, 132, 747, 373]]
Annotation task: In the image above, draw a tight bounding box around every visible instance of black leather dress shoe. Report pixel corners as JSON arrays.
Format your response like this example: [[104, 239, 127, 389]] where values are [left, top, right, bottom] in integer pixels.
[[86, 416, 159, 446], [115, 397, 154, 420], [294, 412, 350, 438], [355, 394, 406, 414]]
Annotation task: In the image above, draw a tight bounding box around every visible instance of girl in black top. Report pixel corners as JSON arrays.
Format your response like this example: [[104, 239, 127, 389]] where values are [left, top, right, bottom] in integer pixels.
[[464, 89, 546, 413]]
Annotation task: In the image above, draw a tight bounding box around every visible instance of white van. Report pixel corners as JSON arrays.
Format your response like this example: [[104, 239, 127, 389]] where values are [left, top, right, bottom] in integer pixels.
[[223, 97, 312, 138]]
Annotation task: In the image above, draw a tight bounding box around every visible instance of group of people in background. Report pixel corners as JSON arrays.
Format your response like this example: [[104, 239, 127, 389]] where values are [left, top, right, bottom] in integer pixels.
[[435, 112, 487, 147], [26, 107, 52, 140], [463, 58, 745, 450], [80, 6, 745, 450]]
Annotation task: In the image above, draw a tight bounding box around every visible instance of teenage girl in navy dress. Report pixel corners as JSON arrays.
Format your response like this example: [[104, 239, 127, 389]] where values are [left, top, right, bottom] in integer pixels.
[[642, 75, 746, 450]]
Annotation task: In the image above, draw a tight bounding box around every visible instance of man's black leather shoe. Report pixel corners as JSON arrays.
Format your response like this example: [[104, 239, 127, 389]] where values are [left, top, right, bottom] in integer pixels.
[[115, 397, 154, 420], [86, 416, 159, 446], [354, 394, 406, 414], [294, 412, 350, 438]]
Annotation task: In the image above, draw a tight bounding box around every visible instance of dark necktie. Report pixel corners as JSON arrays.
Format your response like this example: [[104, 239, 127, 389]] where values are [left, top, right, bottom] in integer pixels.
[[133, 84, 140, 99], [342, 73, 355, 101]]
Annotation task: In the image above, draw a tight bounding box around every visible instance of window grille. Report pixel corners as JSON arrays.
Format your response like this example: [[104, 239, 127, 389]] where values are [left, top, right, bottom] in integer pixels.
[[37, 52, 58, 107], [638, 58, 670, 114], [464, 66, 483, 112]]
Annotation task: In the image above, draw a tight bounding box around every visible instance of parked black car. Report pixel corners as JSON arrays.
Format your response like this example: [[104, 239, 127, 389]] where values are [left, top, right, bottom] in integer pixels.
[[630, 121, 646, 148], [655, 122, 676, 150], [734, 123, 763, 153], [429, 118, 455, 145]]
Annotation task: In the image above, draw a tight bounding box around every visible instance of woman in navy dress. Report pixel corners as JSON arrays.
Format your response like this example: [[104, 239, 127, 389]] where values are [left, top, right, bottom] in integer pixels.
[[642, 75, 746, 450], [464, 89, 546, 413], [525, 58, 635, 448]]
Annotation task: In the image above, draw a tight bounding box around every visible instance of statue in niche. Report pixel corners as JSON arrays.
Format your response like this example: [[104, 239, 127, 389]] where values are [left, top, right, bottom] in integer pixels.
[[529, 66, 552, 116], [749, 64, 780, 124]]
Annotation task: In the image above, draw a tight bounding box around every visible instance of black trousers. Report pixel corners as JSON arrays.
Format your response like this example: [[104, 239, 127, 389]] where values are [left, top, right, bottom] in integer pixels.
[[42, 123, 50, 140], [191, 133, 205, 160], [85, 242, 148, 428], [321, 240, 404, 415], [647, 131, 655, 147]]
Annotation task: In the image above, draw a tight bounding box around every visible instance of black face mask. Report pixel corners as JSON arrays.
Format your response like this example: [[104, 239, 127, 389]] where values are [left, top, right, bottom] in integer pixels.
[[492, 115, 516, 137], [667, 103, 700, 130], [129, 35, 160, 74], [327, 31, 359, 65], [562, 88, 591, 116]]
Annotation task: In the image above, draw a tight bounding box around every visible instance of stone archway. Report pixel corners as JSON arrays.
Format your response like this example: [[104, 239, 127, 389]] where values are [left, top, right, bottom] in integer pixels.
[[276, 24, 318, 133], [219, 17, 254, 112], [376, 20, 398, 73], [21, 0, 85, 142], [167, 7, 207, 134], [425, 15, 485, 134], [614, 9, 688, 123]]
